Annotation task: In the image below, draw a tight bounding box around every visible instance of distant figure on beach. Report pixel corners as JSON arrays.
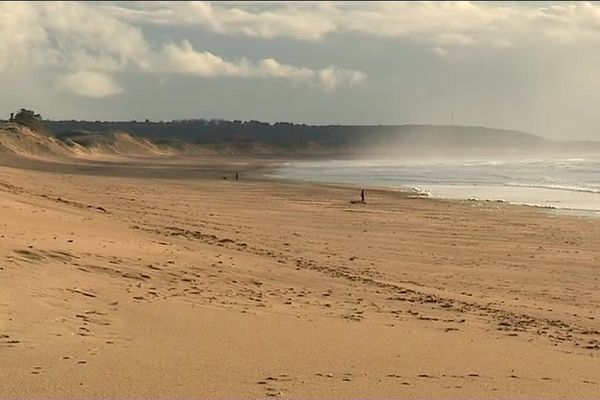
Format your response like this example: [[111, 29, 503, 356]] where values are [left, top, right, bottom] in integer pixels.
[[350, 189, 366, 204], [235, 172, 239, 181]]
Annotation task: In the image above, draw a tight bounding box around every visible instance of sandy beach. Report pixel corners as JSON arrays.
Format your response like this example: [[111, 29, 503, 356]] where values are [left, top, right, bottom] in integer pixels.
[[1, 155, 599, 398]]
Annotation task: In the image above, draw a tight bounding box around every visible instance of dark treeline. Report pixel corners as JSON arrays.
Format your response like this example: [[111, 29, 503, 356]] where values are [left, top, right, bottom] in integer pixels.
[[45, 119, 549, 151]]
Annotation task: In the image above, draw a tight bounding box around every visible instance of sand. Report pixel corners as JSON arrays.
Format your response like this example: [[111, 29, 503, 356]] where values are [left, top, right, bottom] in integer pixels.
[[1, 156, 599, 398]]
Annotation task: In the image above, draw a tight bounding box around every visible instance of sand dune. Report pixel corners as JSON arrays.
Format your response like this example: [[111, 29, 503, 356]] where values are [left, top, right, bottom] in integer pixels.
[[1, 157, 599, 398], [0, 123, 79, 157], [62, 131, 170, 157], [0, 122, 307, 161], [0, 123, 174, 159]]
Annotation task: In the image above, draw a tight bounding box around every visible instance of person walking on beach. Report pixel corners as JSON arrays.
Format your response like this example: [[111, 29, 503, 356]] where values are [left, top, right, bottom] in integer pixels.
[[235, 172, 239, 181], [361, 189, 365, 203]]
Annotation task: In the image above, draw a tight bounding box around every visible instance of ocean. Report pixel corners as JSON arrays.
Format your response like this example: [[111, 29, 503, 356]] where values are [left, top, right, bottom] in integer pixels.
[[270, 158, 600, 216]]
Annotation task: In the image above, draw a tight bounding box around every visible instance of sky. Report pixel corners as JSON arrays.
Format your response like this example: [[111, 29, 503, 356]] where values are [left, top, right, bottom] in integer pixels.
[[1, 1, 600, 140]]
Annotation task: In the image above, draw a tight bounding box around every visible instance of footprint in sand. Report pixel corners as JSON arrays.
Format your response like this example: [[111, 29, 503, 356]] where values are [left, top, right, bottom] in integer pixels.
[[30, 366, 43, 375], [316, 373, 334, 378], [1, 334, 20, 346], [264, 388, 282, 397]]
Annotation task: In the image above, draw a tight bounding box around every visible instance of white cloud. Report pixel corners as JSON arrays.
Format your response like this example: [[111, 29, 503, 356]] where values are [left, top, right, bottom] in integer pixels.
[[7, 1, 600, 97], [0, 1, 364, 94], [0, 2, 52, 76], [0, 2, 151, 75], [257, 58, 365, 89], [42, 2, 151, 69], [161, 41, 250, 77], [160, 41, 365, 89], [318, 67, 366, 91], [57, 70, 122, 98], [103, 1, 600, 50], [257, 58, 315, 80], [432, 47, 448, 57], [106, 1, 337, 41]]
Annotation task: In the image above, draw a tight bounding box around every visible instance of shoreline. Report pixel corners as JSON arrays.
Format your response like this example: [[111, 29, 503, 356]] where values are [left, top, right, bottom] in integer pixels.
[[3, 152, 598, 221], [3, 151, 596, 220]]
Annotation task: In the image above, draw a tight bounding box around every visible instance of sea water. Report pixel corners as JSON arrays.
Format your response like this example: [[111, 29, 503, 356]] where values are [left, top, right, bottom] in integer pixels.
[[270, 158, 600, 215]]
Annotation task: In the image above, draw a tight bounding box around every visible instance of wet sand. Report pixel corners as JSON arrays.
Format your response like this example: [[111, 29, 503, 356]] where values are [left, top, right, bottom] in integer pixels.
[[1, 155, 599, 398]]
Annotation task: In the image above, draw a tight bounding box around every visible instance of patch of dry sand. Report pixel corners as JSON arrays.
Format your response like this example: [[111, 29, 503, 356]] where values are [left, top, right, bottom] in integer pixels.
[[0, 158, 599, 398]]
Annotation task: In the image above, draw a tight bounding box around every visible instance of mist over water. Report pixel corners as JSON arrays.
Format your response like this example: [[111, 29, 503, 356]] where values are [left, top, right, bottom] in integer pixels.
[[272, 157, 600, 215]]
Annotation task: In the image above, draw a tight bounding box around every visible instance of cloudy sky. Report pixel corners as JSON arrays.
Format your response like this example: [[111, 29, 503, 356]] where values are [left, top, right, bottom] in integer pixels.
[[1, 1, 600, 139]]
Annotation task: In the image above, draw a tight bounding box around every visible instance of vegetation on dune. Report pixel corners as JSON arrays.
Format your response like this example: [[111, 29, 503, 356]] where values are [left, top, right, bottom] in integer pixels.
[[9, 109, 46, 132], [5, 109, 600, 156], [44, 118, 549, 152]]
